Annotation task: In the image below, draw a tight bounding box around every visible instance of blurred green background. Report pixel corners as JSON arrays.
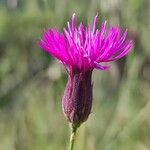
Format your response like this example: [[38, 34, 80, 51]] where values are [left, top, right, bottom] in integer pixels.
[[0, 0, 150, 150]]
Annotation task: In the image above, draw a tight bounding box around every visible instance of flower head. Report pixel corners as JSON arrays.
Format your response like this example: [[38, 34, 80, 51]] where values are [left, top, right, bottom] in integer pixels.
[[39, 13, 133, 72], [39, 14, 134, 127]]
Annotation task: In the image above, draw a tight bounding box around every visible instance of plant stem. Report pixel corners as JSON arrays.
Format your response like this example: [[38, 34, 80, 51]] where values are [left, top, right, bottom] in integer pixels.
[[69, 124, 78, 150]]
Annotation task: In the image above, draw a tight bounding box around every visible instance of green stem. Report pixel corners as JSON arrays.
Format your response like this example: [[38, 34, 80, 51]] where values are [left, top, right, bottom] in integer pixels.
[[69, 125, 78, 150]]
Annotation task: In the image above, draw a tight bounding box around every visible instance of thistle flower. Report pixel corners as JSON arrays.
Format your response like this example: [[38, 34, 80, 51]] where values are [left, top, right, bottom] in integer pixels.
[[39, 14, 133, 128]]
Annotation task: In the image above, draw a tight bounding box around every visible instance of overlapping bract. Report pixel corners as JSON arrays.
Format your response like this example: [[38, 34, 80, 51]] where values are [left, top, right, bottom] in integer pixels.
[[39, 14, 133, 71]]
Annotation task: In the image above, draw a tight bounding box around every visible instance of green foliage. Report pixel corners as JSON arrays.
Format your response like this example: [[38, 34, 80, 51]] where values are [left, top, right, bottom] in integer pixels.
[[0, 0, 150, 149]]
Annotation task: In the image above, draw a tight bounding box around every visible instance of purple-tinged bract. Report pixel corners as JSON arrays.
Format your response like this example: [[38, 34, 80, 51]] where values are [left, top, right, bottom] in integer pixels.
[[62, 69, 93, 127], [39, 14, 134, 126]]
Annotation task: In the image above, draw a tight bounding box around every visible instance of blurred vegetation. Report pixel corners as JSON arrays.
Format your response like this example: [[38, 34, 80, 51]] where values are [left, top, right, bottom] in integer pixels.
[[0, 0, 150, 150]]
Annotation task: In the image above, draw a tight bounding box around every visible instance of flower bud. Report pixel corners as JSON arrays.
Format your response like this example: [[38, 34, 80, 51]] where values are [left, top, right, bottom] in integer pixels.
[[62, 69, 93, 127]]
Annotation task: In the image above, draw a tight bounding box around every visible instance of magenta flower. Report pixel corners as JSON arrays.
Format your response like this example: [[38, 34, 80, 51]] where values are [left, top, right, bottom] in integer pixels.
[[39, 14, 133, 127]]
